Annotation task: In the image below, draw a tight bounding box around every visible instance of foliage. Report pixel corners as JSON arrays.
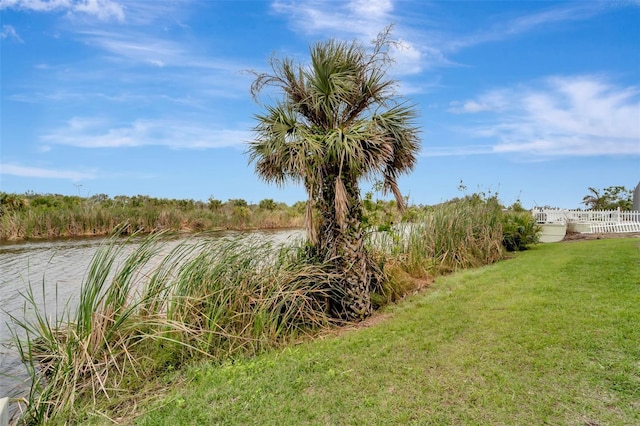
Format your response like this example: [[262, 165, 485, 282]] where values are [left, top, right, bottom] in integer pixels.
[[248, 27, 420, 319], [8, 192, 537, 424], [0, 192, 304, 240], [501, 210, 541, 251], [258, 198, 277, 211], [9, 231, 339, 424], [228, 198, 248, 208], [207, 196, 223, 211], [137, 238, 640, 426], [581, 186, 633, 210], [370, 194, 505, 281]]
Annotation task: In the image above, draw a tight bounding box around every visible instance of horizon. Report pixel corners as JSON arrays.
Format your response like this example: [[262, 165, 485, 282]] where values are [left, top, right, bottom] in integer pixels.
[[2, 0, 639, 210]]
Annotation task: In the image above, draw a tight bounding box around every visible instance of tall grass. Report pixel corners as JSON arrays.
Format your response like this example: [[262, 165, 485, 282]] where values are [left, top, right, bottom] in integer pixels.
[[0, 196, 304, 241], [9, 231, 337, 424], [136, 238, 640, 426], [8, 196, 536, 424], [370, 196, 504, 278]]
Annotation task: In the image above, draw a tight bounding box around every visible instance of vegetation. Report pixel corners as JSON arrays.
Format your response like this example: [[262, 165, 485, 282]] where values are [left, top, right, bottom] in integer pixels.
[[10, 231, 336, 424], [7, 195, 539, 424], [581, 185, 634, 210], [10, 229, 635, 424], [249, 28, 420, 320], [0, 192, 304, 240], [5, 28, 545, 424], [135, 238, 639, 426], [501, 209, 541, 251]]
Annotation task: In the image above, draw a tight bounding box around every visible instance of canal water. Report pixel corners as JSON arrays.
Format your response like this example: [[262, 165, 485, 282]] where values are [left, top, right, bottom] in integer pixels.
[[0, 229, 303, 409]]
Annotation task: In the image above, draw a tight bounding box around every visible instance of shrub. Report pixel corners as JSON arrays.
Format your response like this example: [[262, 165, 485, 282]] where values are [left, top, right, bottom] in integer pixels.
[[501, 211, 541, 251]]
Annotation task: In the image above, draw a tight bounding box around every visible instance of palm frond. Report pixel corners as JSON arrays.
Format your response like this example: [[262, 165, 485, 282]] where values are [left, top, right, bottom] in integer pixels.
[[249, 27, 421, 240]]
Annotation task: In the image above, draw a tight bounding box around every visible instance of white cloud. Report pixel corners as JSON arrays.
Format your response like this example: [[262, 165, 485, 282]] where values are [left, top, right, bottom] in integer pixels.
[[389, 39, 423, 75], [0, 163, 97, 180], [73, 0, 124, 22], [442, 75, 640, 158], [78, 29, 185, 67], [270, 0, 433, 78], [270, 1, 625, 78], [423, 145, 495, 157], [444, 2, 608, 52], [272, 0, 392, 37], [348, 0, 393, 18], [492, 137, 638, 156], [0, 0, 125, 22], [448, 90, 511, 113], [75, 29, 245, 74], [0, 24, 23, 42], [41, 117, 251, 149], [449, 100, 486, 114]]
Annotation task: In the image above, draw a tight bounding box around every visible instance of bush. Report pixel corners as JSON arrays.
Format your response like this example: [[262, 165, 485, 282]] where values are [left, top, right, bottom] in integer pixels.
[[501, 211, 541, 251]]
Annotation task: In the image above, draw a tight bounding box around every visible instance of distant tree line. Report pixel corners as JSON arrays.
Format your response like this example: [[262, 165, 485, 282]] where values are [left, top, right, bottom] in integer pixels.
[[0, 192, 306, 240], [0, 191, 423, 241]]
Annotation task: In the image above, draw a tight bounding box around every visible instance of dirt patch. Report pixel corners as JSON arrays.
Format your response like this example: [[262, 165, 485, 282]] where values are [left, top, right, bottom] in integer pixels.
[[562, 231, 640, 242]]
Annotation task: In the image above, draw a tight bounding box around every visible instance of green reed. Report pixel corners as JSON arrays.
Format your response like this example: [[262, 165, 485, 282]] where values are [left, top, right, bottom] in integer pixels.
[[0, 200, 304, 240], [370, 196, 505, 279], [9, 231, 335, 423], [8, 195, 533, 424]]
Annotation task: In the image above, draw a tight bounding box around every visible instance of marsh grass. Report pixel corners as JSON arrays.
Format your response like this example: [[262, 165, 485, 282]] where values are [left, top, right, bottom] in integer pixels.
[[9, 197, 534, 424], [369, 196, 504, 287], [0, 198, 304, 240], [138, 238, 640, 426], [9, 231, 338, 424]]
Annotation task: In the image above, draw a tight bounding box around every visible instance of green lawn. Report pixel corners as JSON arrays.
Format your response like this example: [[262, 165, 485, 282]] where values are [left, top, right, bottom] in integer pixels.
[[136, 238, 639, 425]]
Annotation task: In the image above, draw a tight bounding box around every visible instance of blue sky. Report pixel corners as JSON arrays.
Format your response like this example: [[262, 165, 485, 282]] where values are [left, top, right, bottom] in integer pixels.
[[1, 0, 639, 209]]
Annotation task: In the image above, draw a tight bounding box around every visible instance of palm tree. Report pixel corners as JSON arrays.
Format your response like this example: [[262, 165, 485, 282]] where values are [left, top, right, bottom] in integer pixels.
[[248, 29, 420, 320], [582, 187, 603, 210]]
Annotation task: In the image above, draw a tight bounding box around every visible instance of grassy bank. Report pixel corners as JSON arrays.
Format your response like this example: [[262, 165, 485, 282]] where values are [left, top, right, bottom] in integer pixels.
[[134, 238, 639, 425], [8, 196, 541, 424]]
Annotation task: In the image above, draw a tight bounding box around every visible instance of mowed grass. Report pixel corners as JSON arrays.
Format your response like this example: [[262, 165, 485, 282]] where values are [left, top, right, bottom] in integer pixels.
[[136, 238, 640, 425]]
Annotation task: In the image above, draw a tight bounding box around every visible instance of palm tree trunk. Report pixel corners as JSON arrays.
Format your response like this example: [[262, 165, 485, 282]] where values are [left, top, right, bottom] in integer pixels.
[[315, 173, 373, 320], [336, 213, 372, 320]]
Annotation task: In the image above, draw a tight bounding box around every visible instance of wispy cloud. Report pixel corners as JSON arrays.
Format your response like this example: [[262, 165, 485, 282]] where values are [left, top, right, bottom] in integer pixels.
[[77, 29, 187, 68], [270, 0, 427, 75], [5, 26, 252, 109], [76, 29, 243, 72], [272, 0, 392, 38], [0, 24, 23, 42], [0, 0, 125, 22], [269, 0, 632, 80], [424, 145, 495, 157], [41, 117, 251, 149], [444, 2, 608, 52], [447, 90, 511, 114], [272, 0, 624, 80], [436, 75, 640, 158], [0, 163, 97, 180]]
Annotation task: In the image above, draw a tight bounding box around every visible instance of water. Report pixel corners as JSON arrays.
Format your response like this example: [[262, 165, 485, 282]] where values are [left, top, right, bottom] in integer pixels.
[[0, 229, 303, 409]]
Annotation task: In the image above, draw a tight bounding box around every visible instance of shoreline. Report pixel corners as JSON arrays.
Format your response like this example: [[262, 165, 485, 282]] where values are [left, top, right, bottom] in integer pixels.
[[0, 225, 305, 243]]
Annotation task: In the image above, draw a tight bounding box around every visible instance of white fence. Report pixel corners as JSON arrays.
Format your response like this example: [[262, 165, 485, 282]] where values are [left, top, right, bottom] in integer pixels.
[[532, 208, 640, 224], [532, 207, 640, 234], [589, 222, 640, 233]]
